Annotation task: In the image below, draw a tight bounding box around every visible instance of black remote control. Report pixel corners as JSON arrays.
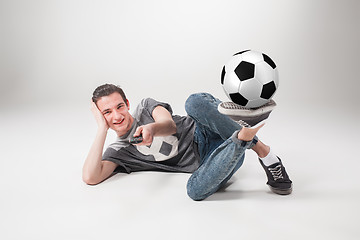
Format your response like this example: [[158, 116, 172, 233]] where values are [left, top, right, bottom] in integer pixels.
[[129, 135, 143, 144]]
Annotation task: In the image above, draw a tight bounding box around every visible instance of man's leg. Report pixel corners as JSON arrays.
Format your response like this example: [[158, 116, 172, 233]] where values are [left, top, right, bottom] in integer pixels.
[[186, 125, 263, 201], [185, 93, 292, 199], [252, 140, 270, 158], [219, 99, 293, 195], [185, 93, 259, 201], [185, 93, 259, 142]]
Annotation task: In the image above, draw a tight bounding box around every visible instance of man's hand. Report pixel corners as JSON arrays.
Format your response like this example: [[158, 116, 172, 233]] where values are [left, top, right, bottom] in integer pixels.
[[133, 124, 154, 146], [132, 106, 176, 146], [91, 101, 109, 131]]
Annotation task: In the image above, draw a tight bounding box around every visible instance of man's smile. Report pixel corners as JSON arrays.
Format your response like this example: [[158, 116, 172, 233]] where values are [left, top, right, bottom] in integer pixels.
[[113, 119, 124, 125]]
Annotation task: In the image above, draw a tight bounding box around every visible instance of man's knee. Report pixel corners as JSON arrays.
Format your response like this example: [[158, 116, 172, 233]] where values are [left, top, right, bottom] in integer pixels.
[[186, 185, 207, 201], [185, 93, 205, 114], [185, 93, 214, 117], [186, 176, 212, 201]]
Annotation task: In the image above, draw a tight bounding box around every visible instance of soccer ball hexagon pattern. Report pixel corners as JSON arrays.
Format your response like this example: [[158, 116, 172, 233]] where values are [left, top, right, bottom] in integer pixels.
[[221, 50, 279, 108]]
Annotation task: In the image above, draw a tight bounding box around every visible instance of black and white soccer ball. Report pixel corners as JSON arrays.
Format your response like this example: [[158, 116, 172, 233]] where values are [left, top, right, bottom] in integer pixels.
[[221, 50, 279, 108]]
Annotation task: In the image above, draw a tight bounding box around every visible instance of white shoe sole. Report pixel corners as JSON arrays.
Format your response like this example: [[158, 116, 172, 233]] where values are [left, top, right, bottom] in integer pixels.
[[218, 99, 276, 117]]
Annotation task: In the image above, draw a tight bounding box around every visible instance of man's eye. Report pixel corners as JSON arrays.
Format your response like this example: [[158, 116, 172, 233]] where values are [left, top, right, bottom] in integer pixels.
[[117, 105, 122, 109], [104, 111, 110, 115]]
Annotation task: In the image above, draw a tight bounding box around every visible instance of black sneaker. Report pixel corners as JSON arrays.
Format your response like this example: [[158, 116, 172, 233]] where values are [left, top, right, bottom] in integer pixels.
[[259, 157, 293, 195], [218, 100, 276, 128]]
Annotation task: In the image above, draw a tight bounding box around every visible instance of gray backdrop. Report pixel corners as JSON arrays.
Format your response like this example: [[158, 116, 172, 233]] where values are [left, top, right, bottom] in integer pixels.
[[1, 1, 360, 240], [1, 0, 359, 114]]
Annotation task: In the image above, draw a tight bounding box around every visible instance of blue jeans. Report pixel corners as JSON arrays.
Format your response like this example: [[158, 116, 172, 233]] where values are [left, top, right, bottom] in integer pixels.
[[185, 93, 258, 201]]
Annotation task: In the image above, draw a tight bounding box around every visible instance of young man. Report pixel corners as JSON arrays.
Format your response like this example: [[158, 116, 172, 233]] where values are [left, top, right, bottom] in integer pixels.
[[83, 84, 292, 200]]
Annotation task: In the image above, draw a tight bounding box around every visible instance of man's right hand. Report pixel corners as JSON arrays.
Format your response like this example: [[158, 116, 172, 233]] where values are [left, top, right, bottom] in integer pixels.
[[91, 101, 109, 131]]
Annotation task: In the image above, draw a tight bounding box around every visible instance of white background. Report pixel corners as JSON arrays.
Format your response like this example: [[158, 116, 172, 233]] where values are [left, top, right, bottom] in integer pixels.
[[1, 0, 359, 239]]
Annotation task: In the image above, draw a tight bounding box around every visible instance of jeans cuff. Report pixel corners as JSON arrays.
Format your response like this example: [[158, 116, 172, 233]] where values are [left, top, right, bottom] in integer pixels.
[[249, 136, 258, 149], [231, 130, 254, 149]]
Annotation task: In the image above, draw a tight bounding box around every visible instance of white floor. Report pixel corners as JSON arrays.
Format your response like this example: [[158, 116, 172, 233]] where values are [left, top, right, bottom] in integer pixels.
[[1, 103, 359, 240]]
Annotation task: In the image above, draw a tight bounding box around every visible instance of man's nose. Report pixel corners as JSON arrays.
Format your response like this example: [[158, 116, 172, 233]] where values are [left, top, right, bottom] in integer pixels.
[[113, 110, 122, 120]]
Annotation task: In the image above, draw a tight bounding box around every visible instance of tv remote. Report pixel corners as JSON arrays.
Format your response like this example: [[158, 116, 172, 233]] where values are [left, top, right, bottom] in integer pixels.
[[129, 135, 143, 144]]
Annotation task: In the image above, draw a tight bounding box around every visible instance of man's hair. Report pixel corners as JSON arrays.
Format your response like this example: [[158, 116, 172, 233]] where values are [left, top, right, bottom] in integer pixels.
[[92, 84, 127, 105]]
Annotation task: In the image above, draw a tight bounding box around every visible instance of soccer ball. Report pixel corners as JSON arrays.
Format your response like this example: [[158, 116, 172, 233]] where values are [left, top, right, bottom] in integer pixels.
[[221, 50, 279, 108]]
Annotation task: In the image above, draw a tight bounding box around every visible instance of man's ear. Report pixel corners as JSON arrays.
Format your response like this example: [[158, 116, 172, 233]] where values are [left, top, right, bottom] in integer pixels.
[[126, 99, 130, 109]]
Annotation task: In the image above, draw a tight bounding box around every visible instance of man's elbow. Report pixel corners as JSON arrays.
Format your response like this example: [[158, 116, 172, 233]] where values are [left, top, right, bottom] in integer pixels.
[[82, 174, 101, 185]]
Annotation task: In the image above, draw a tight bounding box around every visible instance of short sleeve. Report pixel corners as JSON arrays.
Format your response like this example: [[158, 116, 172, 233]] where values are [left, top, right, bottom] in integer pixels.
[[141, 98, 173, 118]]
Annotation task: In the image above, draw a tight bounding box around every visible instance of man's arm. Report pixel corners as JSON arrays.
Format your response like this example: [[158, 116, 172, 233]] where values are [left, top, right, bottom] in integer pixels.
[[133, 105, 177, 146], [82, 102, 117, 185]]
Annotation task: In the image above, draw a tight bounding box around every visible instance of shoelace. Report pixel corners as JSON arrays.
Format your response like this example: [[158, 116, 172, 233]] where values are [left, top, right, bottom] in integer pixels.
[[268, 164, 284, 181], [236, 120, 251, 128], [221, 102, 249, 110]]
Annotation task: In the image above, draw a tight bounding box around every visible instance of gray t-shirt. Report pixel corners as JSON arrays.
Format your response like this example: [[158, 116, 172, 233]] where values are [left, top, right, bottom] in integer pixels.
[[102, 98, 200, 174]]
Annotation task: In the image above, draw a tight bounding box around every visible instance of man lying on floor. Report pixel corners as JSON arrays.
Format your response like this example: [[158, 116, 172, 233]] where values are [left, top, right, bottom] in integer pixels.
[[82, 83, 292, 200]]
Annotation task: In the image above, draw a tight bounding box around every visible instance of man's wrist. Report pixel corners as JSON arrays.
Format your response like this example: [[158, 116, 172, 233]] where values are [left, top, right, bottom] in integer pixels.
[[97, 125, 109, 134]]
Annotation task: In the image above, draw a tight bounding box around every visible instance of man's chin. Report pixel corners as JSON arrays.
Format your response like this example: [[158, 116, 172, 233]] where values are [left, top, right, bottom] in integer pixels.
[[111, 125, 127, 136]]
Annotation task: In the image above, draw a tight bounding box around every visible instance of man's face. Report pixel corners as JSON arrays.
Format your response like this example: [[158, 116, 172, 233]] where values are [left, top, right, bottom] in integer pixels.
[[96, 92, 134, 136]]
